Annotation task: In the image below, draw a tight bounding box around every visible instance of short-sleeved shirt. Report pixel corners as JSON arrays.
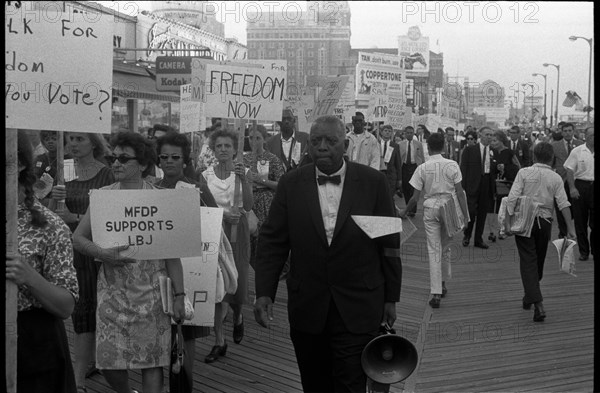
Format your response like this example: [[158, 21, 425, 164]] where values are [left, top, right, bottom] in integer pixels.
[[17, 200, 78, 311], [506, 163, 571, 219], [563, 144, 594, 181], [409, 154, 462, 207]]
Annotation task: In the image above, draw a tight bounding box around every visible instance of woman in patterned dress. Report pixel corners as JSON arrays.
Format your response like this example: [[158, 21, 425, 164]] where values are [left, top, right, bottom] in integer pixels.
[[6, 131, 79, 393], [50, 132, 113, 392], [201, 128, 253, 363], [242, 124, 285, 266], [73, 132, 185, 393]]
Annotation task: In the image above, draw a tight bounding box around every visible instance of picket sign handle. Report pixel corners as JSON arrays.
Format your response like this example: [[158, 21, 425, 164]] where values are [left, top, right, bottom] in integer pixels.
[[6, 129, 18, 393], [230, 119, 246, 243], [55, 131, 66, 212]]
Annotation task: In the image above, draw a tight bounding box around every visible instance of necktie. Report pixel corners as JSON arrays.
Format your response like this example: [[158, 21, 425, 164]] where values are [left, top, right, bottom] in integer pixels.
[[513, 141, 517, 151], [406, 141, 412, 165], [383, 141, 387, 159], [567, 141, 573, 154], [482, 146, 488, 174], [317, 175, 341, 185]]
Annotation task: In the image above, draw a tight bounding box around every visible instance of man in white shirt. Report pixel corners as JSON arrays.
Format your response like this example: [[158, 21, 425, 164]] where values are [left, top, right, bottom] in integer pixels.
[[345, 112, 381, 170], [564, 126, 595, 261], [265, 109, 309, 172], [379, 124, 402, 199], [399, 133, 469, 309]]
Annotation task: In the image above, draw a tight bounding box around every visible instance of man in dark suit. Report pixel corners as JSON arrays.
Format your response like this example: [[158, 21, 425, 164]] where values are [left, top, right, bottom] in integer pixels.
[[265, 108, 310, 172], [551, 122, 584, 238], [460, 126, 496, 249], [254, 115, 402, 393], [379, 124, 402, 200], [508, 125, 531, 167], [399, 126, 425, 216], [443, 127, 461, 162]]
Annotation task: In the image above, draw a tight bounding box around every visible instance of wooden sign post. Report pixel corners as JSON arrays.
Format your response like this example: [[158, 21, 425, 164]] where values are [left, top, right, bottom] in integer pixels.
[[230, 119, 246, 243]]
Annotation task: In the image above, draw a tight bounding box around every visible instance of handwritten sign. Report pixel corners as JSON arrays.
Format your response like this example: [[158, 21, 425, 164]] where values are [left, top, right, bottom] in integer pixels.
[[180, 207, 223, 326], [284, 95, 314, 133], [5, 2, 113, 133], [198, 62, 286, 121], [89, 189, 203, 260], [180, 84, 205, 133], [386, 86, 410, 130], [306, 75, 349, 121]]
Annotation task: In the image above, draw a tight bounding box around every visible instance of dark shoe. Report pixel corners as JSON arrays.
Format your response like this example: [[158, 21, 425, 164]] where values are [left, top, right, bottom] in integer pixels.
[[488, 232, 496, 242], [429, 295, 441, 308], [85, 363, 101, 379], [533, 302, 546, 322], [462, 236, 470, 247], [441, 282, 447, 298], [579, 255, 589, 261], [522, 300, 532, 310], [205, 342, 228, 363], [474, 241, 489, 249], [233, 317, 244, 344]]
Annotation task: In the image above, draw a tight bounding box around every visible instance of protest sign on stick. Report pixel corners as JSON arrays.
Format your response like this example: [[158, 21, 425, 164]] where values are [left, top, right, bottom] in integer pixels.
[[90, 189, 203, 260], [5, 3, 113, 134], [180, 84, 205, 133], [307, 75, 349, 121]]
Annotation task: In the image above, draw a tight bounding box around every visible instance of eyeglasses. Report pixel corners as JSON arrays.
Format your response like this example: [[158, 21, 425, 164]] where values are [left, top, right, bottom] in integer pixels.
[[466, 137, 474, 140], [105, 155, 139, 164], [159, 154, 182, 161]]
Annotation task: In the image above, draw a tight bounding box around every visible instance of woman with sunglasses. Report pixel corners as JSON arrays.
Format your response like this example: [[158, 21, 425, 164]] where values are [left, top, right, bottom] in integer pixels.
[[201, 128, 253, 363], [459, 130, 478, 165], [73, 132, 185, 393], [7, 131, 79, 393], [49, 132, 113, 393], [153, 131, 219, 391]]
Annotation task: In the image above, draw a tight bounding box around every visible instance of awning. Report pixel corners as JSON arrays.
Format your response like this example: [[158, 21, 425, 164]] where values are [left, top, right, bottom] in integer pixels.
[[113, 70, 180, 103]]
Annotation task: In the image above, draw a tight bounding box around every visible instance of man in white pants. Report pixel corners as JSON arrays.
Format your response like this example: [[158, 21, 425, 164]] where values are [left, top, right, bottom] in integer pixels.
[[399, 133, 469, 308]]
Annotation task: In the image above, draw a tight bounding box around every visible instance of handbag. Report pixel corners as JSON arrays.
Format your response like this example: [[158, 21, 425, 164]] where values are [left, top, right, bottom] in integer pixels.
[[247, 210, 259, 237], [495, 179, 512, 198], [159, 277, 194, 321], [170, 323, 191, 393]]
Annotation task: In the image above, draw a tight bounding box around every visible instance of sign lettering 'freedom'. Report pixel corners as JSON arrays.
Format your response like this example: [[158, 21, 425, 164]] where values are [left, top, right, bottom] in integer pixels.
[[90, 189, 203, 260], [203, 63, 286, 121], [5, 2, 113, 133]]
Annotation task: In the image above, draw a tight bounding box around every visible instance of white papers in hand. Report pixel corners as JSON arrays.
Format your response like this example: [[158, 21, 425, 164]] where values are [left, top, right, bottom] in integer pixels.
[[552, 238, 578, 277], [352, 215, 402, 239]]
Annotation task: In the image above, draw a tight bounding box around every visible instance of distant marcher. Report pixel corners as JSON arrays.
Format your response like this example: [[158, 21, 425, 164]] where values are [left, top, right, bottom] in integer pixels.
[[346, 111, 381, 170], [443, 127, 461, 162], [7, 131, 79, 393], [202, 128, 253, 362], [564, 126, 595, 261], [508, 126, 531, 167], [506, 142, 576, 322], [399, 133, 469, 308], [243, 125, 285, 267], [460, 127, 497, 249], [399, 126, 425, 216], [265, 109, 310, 172], [379, 124, 403, 200], [49, 132, 113, 392]]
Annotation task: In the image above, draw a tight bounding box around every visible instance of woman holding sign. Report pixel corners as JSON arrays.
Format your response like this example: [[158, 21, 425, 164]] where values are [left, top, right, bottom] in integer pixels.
[[7, 131, 79, 393], [243, 124, 285, 266], [73, 132, 185, 393], [50, 132, 113, 392], [202, 128, 253, 363]]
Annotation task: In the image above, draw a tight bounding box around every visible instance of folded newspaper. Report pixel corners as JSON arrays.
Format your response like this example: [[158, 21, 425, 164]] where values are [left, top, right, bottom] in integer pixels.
[[439, 192, 469, 238], [503, 196, 540, 238], [552, 238, 578, 277]]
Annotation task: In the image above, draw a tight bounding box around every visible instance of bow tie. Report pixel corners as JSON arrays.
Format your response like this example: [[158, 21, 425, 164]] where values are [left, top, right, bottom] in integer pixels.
[[317, 175, 341, 185]]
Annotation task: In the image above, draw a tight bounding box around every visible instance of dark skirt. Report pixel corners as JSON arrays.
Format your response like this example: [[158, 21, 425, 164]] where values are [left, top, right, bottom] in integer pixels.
[[71, 250, 101, 333], [223, 213, 250, 305], [17, 308, 77, 393]]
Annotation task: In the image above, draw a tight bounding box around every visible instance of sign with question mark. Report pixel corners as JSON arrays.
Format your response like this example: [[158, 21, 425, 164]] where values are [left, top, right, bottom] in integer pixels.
[[5, 2, 113, 133]]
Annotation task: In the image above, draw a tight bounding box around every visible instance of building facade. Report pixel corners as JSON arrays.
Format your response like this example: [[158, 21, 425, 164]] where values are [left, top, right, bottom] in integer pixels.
[[246, 1, 352, 91]]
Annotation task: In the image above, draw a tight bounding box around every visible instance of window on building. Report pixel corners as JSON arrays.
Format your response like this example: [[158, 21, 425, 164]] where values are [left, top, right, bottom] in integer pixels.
[[308, 70, 314, 76], [308, 51, 314, 57], [308, 42, 314, 48], [269, 42, 275, 48], [269, 50, 275, 57], [289, 51, 295, 57], [288, 42, 294, 48]]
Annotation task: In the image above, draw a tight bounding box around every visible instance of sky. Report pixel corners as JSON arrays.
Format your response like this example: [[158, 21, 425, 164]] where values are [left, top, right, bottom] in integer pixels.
[[99, 1, 594, 115]]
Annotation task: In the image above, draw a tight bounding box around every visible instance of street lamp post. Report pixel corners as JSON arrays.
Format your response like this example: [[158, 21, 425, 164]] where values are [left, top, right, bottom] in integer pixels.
[[532, 73, 547, 130], [522, 83, 535, 127], [569, 36, 593, 125], [543, 63, 560, 127]]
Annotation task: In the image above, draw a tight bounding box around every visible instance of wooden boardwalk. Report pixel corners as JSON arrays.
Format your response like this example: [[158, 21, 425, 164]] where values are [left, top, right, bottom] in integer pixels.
[[69, 198, 594, 393]]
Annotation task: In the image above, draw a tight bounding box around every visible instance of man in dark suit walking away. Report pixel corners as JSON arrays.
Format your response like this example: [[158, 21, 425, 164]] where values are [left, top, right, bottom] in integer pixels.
[[399, 126, 425, 217], [508, 125, 531, 167], [460, 127, 496, 249], [254, 115, 402, 393]]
